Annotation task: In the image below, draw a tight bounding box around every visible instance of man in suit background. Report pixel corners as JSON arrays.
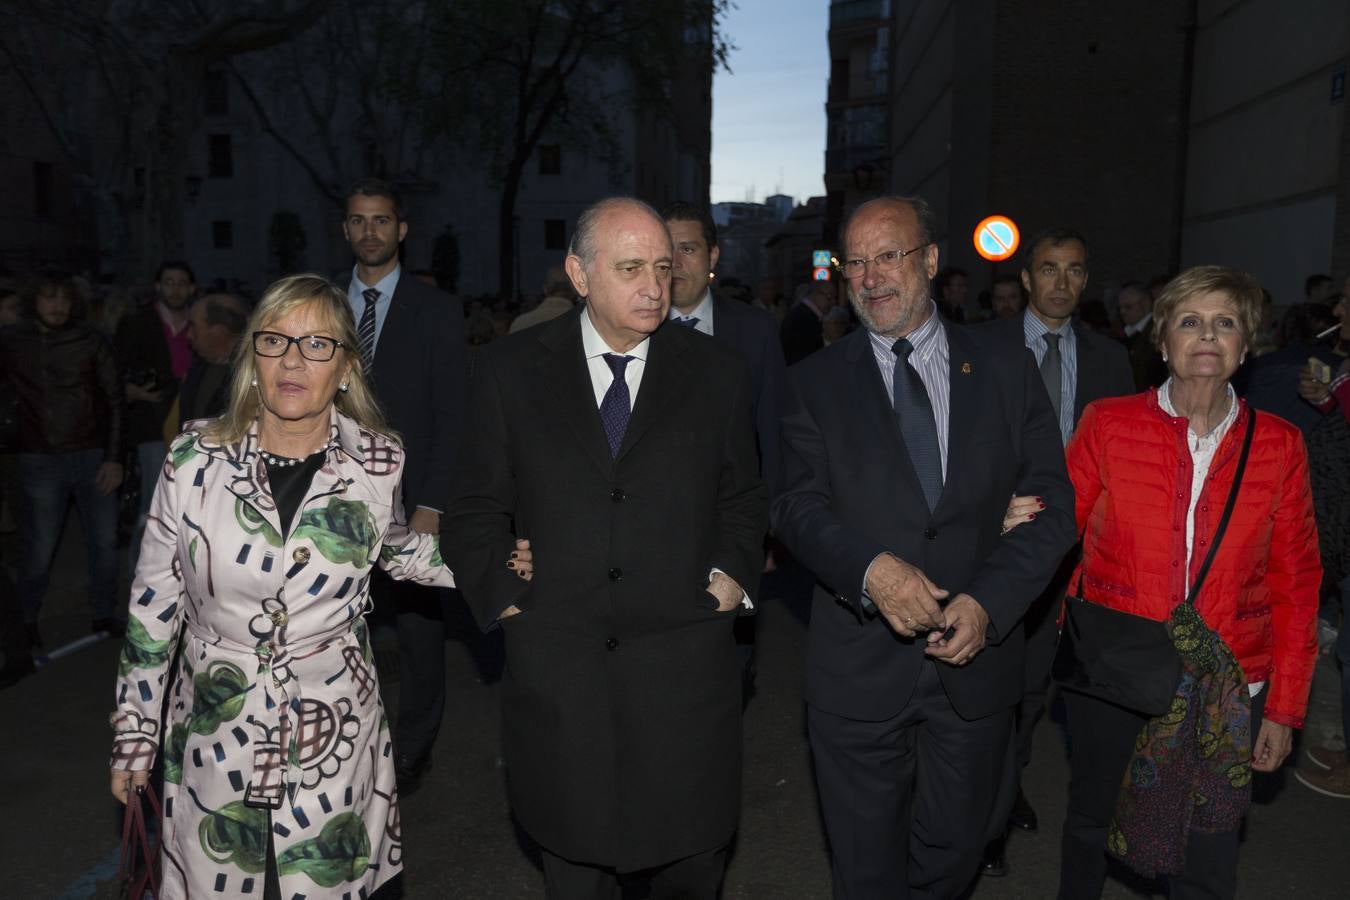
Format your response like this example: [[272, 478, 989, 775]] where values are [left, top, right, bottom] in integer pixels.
[[781, 280, 834, 365], [772, 195, 1075, 898], [342, 177, 468, 794], [1118, 280, 1168, 390], [116, 260, 195, 576], [977, 227, 1135, 875], [178, 292, 248, 427], [444, 197, 766, 899], [664, 202, 787, 701]]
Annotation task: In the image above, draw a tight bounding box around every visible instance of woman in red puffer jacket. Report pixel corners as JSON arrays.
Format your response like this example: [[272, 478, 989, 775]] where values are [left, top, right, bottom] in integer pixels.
[[1043, 266, 1320, 900]]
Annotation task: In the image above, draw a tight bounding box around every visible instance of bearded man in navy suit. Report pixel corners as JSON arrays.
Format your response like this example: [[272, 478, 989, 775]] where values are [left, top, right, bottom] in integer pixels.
[[772, 195, 1075, 899]]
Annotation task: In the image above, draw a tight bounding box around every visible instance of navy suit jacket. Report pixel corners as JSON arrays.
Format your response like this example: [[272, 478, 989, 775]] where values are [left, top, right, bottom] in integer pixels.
[[980, 313, 1135, 427], [772, 321, 1076, 721], [347, 273, 467, 512], [707, 292, 787, 495]]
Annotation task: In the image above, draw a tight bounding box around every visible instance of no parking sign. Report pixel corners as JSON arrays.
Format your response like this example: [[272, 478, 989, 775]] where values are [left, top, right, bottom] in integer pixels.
[[974, 215, 1020, 262]]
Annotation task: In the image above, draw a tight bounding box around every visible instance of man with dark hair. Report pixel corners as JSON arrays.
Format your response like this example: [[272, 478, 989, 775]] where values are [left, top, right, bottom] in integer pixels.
[[934, 266, 969, 322], [991, 274, 1025, 320], [342, 176, 467, 795], [978, 225, 1134, 875], [445, 196, 766, 898], [775, 196, 1074, 898], [1118, 280, 1168, 389], [116, 260, 195, 570], [665, 199, 787, 701], [1307, 273, 1336, 303], [179, 293, 248, 426], [1, 272, 124, 649]]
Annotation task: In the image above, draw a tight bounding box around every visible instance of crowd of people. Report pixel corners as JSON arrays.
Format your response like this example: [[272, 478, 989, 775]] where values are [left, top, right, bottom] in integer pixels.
[[0, 178, 1346, 899]]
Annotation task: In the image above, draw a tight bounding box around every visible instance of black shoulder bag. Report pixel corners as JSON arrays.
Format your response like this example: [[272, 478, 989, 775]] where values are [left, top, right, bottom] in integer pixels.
[[1052, 409, 1256, 716]]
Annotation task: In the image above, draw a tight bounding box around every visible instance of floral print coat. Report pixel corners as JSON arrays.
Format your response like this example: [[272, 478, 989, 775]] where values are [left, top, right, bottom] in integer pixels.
[[111, 410, 452, 898]]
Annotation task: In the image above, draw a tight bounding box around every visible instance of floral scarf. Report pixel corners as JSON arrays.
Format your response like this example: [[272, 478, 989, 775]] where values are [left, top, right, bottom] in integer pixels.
[[1106, 600, 1253, 877]]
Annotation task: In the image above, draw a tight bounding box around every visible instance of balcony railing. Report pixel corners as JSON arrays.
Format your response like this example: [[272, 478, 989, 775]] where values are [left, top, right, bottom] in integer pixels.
[[830, 0, 890, 28]]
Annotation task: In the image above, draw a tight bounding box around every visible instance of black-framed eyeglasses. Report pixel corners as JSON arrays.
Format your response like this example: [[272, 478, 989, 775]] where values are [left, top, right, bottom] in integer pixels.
[[835, 243, 931, 279], [252, 331, 344, 362]]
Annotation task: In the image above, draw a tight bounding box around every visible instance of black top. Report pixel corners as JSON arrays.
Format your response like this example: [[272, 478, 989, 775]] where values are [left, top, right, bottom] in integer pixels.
[[266, 452, 326, 537]]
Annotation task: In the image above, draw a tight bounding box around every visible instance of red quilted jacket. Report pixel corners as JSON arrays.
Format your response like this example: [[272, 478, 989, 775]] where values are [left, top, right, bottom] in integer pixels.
[[1065, 390, 1321, 728]]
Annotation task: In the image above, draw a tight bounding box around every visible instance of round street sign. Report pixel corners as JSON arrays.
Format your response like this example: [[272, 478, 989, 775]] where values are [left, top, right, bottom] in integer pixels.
[[974, 215, 1020, 262]]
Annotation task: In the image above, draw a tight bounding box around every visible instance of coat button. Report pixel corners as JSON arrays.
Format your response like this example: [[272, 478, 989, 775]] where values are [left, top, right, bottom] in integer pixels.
[[924, 528, 937, 540], [606, 637, 619, 651], [292, 547, 310, 564], [611, 488, 626, 503], [608, 567, 623, 581], [269, 609, 288, 626]]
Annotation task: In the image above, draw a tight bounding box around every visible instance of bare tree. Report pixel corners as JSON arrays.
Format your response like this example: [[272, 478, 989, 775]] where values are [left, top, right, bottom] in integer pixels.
[[422, 0, 734, 298], [0, 0, 329, 277]]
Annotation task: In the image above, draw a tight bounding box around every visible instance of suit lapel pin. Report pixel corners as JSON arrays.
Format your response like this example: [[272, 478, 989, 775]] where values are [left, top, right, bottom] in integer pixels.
[[961, 361, 972, 374]]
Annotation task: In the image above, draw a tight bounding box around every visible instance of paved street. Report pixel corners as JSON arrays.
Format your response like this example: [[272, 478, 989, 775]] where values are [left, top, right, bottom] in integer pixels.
[[2, 521, 1346, 899]]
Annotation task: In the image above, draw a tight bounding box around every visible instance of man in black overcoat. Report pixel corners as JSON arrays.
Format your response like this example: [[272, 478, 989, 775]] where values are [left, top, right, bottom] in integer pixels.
[[444, 197, 767, 900], [772, 196, 1076, 899]]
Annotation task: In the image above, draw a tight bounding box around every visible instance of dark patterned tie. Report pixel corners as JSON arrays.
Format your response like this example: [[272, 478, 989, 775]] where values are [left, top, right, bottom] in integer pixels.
[[891, 338, 943, 511], [675, 316, 700, 328], [1041, 332, 1063, 437], [358, 288, 379, 374], [599, 354, 632, 458]]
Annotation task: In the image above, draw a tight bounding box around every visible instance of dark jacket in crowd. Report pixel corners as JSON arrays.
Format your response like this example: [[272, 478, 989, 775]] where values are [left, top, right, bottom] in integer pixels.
[[114, 304, 179, 446], [178, 359, 233, 428], [0, 321, 122, 459]]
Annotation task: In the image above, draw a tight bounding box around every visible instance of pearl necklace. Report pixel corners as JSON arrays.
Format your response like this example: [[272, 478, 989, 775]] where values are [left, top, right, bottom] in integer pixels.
[[260, 448, 324, 468]]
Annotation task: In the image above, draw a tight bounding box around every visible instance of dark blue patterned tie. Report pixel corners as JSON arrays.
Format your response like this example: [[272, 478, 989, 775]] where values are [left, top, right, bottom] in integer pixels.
[[892, 338, 943, 511], [675, 316, 700, 328], [599, 354, 632, 458]]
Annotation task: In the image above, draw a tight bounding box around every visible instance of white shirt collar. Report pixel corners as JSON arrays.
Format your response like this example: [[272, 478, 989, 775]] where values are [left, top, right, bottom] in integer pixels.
[[1124, 311, 1153, 337], [1158, 377, 1239, 445], [669, 289, 713, 324], [351, 263, 401, 298], [581, 305, 652, 362]]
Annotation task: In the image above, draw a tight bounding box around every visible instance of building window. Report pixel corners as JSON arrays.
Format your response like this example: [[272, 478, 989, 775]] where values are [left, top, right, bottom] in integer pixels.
[[208, 134, 233, 178], [538, 144, 561, 175], [33, 161, 53, 219], [204, 69, 229, 116], [212, 220, 233, 249], [544, 219, 566, 250]]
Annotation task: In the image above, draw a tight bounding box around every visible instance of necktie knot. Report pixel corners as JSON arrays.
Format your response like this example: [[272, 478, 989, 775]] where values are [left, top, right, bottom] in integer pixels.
[[603, 353, 632, 379], [1043, 332, 1061, 350], [362, 288, 379, 308], [676, 316, 700, 329], [891, 337, 915, 361]]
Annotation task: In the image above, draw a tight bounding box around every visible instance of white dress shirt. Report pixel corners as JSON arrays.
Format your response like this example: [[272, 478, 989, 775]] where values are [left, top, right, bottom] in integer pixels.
[[581, 305, 650, 409], [668, 290, 715, 336]]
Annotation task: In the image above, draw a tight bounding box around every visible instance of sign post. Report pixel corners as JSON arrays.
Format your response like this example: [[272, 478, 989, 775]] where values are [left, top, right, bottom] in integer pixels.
[[812, 249, 832, 281], [973, 215, 1020, 262]]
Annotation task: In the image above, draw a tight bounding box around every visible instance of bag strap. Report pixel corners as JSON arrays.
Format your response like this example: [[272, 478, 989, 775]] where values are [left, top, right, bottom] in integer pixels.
[[119, 783, 163, 899], [1184, 406, 1256, 606]]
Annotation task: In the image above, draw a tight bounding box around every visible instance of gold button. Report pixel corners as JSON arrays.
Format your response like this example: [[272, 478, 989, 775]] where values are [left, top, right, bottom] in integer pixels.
[[272, 675, 282, 688], [292, 547, 310, 564], [269, 609, 288, 626]]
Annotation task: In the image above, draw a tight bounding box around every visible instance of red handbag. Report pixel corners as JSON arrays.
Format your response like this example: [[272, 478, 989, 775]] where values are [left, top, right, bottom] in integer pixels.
[[118, 783, 162, 899]]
